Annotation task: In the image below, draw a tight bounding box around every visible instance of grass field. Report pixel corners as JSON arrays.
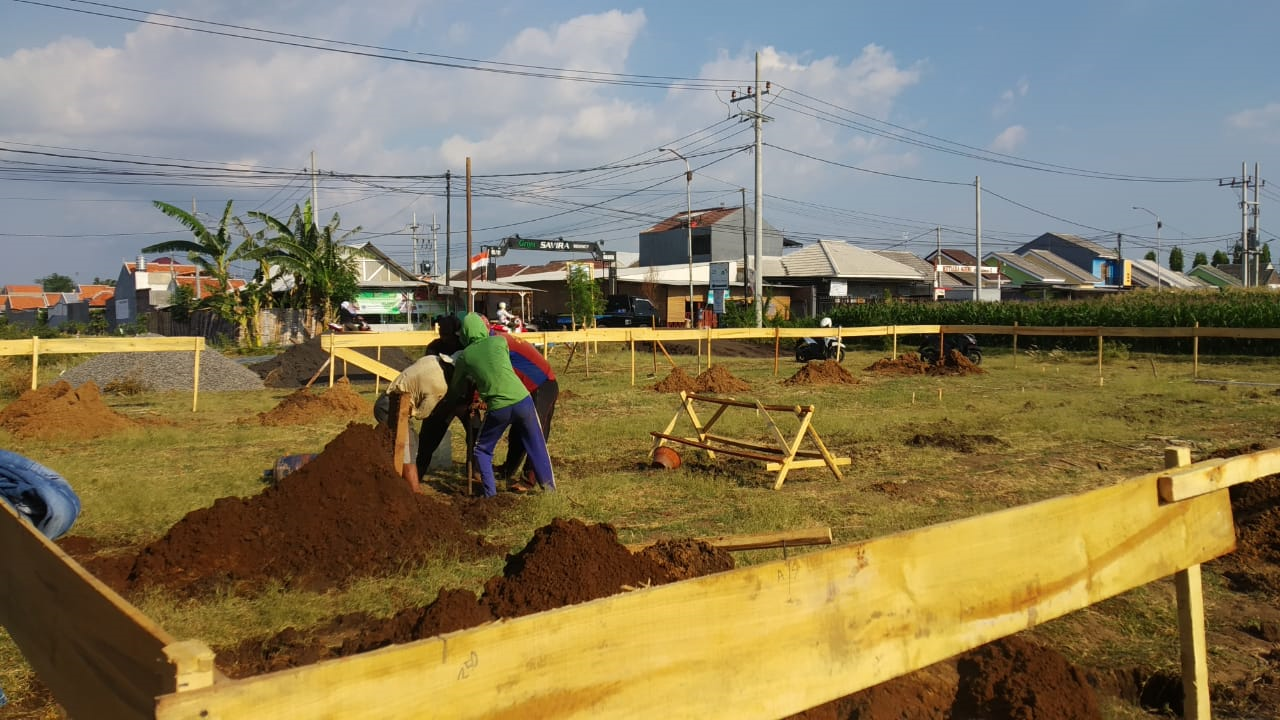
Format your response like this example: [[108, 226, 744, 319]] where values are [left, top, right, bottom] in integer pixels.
[[3, 343, 1279, 718]]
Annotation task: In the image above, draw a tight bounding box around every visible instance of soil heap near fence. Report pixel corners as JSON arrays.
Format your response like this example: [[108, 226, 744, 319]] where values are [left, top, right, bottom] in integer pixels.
[[0, 380, 137, 440], [91, 422, 494, 598], [653, 364, 751, 394], [865, 350, 985, 377], [784, 359, 859, 386], [251, 378, 373, 426], [251, 337, 416, 388]]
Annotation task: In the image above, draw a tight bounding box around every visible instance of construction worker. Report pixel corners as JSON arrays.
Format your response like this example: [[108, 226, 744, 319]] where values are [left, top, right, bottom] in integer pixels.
[[373, 354, 455, 484], [497, 329, 558, 491], [0, 449, 80, 541], [440, 313, 554, 497]]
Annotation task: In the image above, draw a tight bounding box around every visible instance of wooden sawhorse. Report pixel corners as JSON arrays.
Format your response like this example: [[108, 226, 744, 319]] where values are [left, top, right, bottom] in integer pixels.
[[649, 391, 851, 489]]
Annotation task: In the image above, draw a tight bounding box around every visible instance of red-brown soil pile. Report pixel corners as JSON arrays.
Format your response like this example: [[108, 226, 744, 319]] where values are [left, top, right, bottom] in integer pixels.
[[784, 360, 858, 386], [0, 380, 137, 440], [101, 423, 494, 598], [865, 351, 985, 377], [654, 366, 698, 393], [694, 364, 751, 393], [252, 378, 372, 426], [251, 337, 416, 388], [215, 518, 735, 677], [654, 364, 751, 393]]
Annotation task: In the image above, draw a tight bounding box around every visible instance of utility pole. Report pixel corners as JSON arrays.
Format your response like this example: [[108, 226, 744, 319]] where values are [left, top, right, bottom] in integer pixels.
[[729, 53, 771, 327], [445, 170, 452, 290], [409, 213, 421, 329], [1221, 162, 1257, 286], [465, 158, 473, 306], [974, 176, 982, 300], [741, 187, 749, 296], [310, 150, 319, 220], [935, 226, 941, 301], [1254, 162, 1263, 284], [431, 212, 440, 283]]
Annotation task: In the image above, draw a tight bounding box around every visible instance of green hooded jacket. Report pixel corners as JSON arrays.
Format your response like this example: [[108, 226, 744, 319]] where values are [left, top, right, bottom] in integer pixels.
[[445, 313, 529, 411]]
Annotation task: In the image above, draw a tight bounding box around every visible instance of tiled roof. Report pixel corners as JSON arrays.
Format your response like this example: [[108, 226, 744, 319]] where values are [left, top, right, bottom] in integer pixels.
[[6, 295, 47, 311], [642, 207, 741, 234], [1, 284, 44, 295], [173, 276, 246, 299], [781, 240, 923, 279], [86, 289, 115, 308]]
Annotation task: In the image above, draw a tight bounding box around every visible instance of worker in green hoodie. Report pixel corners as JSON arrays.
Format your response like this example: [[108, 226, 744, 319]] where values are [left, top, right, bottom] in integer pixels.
[[441, 312, 555, 497]]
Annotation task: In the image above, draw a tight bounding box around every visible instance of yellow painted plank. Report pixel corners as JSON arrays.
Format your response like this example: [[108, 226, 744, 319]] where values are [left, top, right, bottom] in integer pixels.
[[625, 528, 833, 553], [155, 471, 1235, 720], [0, 501, 179, 720], [15, 337, 204, 354], [323, 331, 438, 349], [330, 348, 402, 383], [1158, 446, 1280, 502]]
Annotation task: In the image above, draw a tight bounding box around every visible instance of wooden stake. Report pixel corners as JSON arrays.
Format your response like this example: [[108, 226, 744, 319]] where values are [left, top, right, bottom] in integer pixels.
[[1166, 446, 1210, 720], [625, 528, 832, 553]]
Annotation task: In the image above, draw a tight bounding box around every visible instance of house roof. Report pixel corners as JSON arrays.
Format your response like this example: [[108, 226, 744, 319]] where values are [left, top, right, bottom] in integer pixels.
[[1127, 259, 1206, 289], [1018, 232, 1115, 258], [128, 257, 199, 276], [1, 284, 44, 295], [780, 240, 922, 280], [6, 295, 47, 311], [642, 207, 741, 234], [86, 289, 115, 308], [172, 276, 247, 299], [990, 251, 1099, 285], [1188, 264, 1243, 287], [78, 284, 114, 299]]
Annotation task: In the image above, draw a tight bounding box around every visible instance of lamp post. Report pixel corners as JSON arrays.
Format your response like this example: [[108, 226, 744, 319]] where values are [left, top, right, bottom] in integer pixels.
[[1132, 206, 1163, 290], [661, 147, 694, 327]]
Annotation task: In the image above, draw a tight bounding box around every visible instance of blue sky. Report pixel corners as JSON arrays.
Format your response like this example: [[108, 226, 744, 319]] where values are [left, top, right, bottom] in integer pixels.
[[2, 0, 1277, 287]]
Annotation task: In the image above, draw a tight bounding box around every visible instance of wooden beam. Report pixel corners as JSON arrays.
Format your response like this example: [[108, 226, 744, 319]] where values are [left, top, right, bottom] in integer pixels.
[[1157, 445, 1280, 502], [0, 501, 184, 720], [625, 528, 833, 553], [155, 469, 1235, 720], [330, 347, 402, 383]]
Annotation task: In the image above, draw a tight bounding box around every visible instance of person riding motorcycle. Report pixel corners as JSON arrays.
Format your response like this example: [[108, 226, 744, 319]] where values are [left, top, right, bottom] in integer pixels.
[[795, 317, 845, 362], [337, 300, 370, 332], [495, 302, 516, 329]]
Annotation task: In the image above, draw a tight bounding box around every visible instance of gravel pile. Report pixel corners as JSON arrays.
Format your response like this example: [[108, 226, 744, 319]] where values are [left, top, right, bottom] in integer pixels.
[[57, 350, 267, 392]]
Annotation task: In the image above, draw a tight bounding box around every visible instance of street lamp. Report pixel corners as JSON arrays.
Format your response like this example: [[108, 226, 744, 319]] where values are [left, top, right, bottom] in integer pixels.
[[1132, 206, 1163, 290], [661, 147, 695, 327]]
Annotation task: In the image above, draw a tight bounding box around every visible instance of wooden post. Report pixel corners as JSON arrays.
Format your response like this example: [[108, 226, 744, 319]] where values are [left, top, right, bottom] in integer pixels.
[[1193, 321, 1199, 379], [707, 327, 713, 371], [328, 341, 337, 388], [191, 338, 202, 412], [630, 335, 635, 386], [1166, 446, 1211, 720], [773, 327, 780, 375], [375, 347, 383, 394], [1097, 331, 1104, 378], [30, 336, 39, 390], [1012, 321, 1019, 368], [891, 326, 898, 360]]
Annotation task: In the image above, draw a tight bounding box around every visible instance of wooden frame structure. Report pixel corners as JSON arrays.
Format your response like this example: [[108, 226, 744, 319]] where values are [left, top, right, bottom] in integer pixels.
[[4, 447, 1280, 718], [650, 391, 851, 489]]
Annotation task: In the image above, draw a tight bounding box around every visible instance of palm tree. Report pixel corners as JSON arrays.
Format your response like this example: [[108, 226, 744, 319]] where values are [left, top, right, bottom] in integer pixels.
[[145, 200, 249, 337], [250, 200, 361, 328]]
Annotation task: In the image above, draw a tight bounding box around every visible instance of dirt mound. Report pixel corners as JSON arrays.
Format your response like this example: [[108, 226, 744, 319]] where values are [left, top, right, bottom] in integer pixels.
[[251, 337, 416, 388], [694, 364, 751, 393], [100, 423, 494, 598], [907, 421, 1006, 453], [654, 366, 698, 393], [654, 365, 751, 394], [0, 380, 137, 440], [215, 518, 736, 678], [864, 351, 985, 377], [252, 378, 373, 426], [785, 360, 858, 385], [865, 353, 930, 376]]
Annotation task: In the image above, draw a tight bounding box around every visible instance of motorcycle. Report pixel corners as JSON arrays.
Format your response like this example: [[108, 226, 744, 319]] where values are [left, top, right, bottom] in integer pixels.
[[795, 335, 846, 363], [918, 333, 982, 365]]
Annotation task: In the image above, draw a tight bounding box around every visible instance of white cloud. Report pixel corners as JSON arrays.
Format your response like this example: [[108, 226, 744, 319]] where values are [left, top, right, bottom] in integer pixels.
[[992, 77, 1029, 118], [1227, 102, 1280, 142], [989, 125, 1028, 153]]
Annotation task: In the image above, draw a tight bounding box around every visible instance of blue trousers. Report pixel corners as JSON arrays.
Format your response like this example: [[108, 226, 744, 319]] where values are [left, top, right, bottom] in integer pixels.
[[0, 449, 81, 540], [474, 396, 555, 497]]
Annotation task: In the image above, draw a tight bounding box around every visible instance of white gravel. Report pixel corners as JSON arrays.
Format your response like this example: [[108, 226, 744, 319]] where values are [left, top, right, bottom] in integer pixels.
[[56, 350, 267, 392]]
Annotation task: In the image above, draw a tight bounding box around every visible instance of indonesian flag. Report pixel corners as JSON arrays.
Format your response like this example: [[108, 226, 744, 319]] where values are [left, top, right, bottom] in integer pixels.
[[470, 249, 489, 272]]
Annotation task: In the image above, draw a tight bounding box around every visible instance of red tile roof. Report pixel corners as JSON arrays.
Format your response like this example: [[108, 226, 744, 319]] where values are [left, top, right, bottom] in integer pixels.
[[2, 284, 44, 295], [642, 207, 740, 234], [6, 295, 47, 311], [86, 289, 115, 308], [173, 276, 246, 299]]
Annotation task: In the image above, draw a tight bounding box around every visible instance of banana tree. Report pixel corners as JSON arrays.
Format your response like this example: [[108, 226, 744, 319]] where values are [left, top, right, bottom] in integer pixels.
[[249, 200, 361, 327], [145, 200, 249, 338]]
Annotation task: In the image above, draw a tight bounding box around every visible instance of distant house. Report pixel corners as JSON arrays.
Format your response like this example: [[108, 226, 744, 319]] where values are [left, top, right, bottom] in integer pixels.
[[987, 251, 1102, 299], [1014, 233, 1130, 288], [923, 248, 1005, 301], [113, 255, 201, 329], [769, 239, 925, 315], [1206, 263, 1280, 289], [3, 294, 49, 326], [1186, 264, 1243, 290], [1126, 259, 1206, 290], [638, 206, 796, 269]]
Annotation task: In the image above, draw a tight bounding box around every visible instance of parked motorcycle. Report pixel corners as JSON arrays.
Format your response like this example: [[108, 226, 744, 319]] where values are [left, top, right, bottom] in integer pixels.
[[795, 335, 846, 363], [918, 333, 982, 365]]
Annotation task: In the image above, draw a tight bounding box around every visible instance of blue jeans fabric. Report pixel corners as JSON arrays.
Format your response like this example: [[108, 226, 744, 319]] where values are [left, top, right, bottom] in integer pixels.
[[0, 449, 81, 540], [473, 396, 555, 497]]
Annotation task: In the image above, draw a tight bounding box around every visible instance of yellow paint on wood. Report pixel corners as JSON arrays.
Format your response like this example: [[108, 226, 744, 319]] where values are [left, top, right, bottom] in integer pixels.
[[0, 501, 180, 720], [330, 347, 401, 383], [1158, 446, 1280, 502], [155, 470, 1236, 720]]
